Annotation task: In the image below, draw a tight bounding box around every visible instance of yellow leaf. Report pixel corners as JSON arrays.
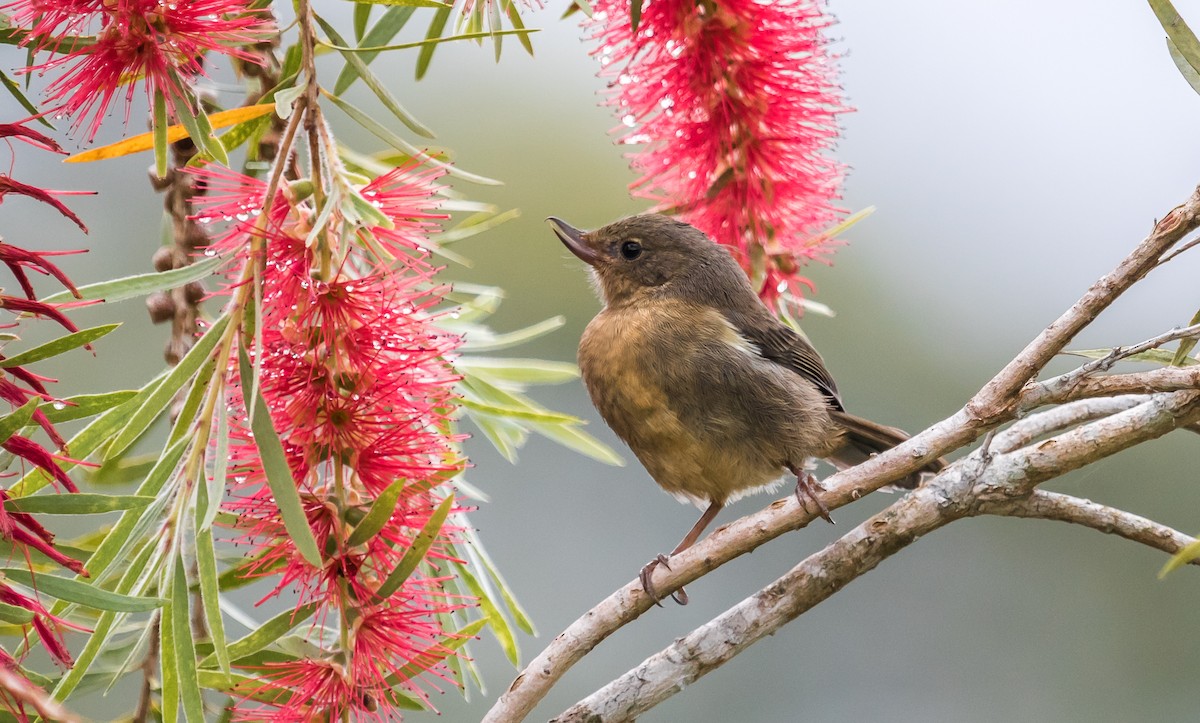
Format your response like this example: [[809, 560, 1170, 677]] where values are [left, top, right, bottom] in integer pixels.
[[65, 104, 278, 163]]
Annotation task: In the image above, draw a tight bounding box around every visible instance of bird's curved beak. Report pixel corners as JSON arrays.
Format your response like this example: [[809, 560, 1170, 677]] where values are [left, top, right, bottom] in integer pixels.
[[547, 217, 600, 266]]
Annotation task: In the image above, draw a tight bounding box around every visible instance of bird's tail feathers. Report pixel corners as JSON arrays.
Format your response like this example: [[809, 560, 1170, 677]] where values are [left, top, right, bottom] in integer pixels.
[[826, 411, 946, 490]]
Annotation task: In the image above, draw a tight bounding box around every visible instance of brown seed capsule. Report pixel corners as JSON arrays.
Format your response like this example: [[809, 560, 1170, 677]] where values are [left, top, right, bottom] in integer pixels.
[[183, 281, 205, 304], [146, 291, 175, 324], [152, 246, 176, 272]]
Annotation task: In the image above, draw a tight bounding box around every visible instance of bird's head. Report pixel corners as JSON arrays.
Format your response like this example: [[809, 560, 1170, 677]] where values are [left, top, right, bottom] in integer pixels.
[[547, 214, 748, 307]]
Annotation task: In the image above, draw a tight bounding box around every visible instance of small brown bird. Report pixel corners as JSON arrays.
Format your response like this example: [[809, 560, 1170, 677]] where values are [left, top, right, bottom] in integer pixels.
[[549, 214, 943, 605]]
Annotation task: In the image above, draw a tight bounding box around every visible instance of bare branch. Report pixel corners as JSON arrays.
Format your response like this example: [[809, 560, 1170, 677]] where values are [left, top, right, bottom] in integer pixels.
[[552, 391, 1200, 722], [980, 489, 1199, 563], [968, 185, 1200, 417], [992, 396, 1148, 454]]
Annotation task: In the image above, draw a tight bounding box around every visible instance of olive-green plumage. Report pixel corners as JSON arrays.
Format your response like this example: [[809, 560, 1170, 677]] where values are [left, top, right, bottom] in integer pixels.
[[549, 213, 940, 603]]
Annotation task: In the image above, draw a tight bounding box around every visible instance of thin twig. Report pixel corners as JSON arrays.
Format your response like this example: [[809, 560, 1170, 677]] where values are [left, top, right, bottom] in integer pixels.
[[482, 183, 1200, 723], [992, 396, 1148, 454], [979, 489, 1199, 563], [553, 391, 1200, 722]]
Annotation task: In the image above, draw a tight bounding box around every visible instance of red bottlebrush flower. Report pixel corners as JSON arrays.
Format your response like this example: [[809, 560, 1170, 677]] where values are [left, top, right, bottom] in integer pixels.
[[590, 0, 848, 303], [0, 122, 65, 155], [0, 176, 92, 233], [1, 435, 80, 494], [194, 162, 474, 715], [0, 1, 101, 50], [0, 583, 89, 667], [0, 244, 85, 301], [20, 0, 272, 141]]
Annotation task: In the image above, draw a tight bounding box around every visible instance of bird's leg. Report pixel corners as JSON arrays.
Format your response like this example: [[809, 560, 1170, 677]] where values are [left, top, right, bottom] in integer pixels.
[[790, 465, 834, 524], [640, 500, 723, 607]]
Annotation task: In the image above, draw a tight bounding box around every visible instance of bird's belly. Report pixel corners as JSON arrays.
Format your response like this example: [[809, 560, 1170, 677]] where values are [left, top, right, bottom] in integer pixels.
[[579, 306, 789, 506]]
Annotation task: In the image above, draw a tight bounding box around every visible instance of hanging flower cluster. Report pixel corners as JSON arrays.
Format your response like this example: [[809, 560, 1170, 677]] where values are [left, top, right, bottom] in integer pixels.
[[589, 0, 848, 304], [4, 0, 272, 140], [191, 162, 473, 719], [0, 120, 96, 715]]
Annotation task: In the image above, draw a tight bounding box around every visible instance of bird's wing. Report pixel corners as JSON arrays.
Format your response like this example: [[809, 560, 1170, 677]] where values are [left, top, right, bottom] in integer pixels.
[[725, 311, 844, 410]]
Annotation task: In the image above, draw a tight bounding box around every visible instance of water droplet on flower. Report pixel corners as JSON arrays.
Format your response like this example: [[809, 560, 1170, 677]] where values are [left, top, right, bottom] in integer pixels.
[[777, 281, 789, 293], [687, 171, 697, 179], [450, 310, 461, 319], [600, 55, 612, 66], [619, 74, 632, 85], [51, 401, 66, 410], [659, 97, 674, 110], [622, 114, 636, 127], [203, 248, 217, 257]]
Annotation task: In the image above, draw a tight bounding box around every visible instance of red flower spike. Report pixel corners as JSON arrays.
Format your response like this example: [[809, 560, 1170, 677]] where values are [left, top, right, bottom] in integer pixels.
[[1, 435, 79, 493], [197, 164, 475, 715], [589, 0, 848, 300], [0, 244, 85, 300], [22, 0, 274, 142], [0, 123, 65, 155], [0, 176, 92, 233]]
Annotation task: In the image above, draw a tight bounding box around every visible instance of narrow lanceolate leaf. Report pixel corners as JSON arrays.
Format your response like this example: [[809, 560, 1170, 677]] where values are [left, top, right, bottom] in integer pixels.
[[238, 345, 323, 568], [41, 391, 138, 424], [153, 90, 169, 179], [455, 358, 579, 386], [169, 89, 228, 166], [532, 422, 623, 466], [0, 399, 38, 445], [0, 601, 34, 625], [387, 618, 486, 686], [41, 254, 225, 304], [82, 436, 188, 581], [322, 89, 500, 185], [314, 14, 435, 139], [374, 495, 454, 601], [161, 601, 179, 723], [1171, 308, 1200, 365], [460, 398, 582, 424], [171, 558, 205, 722], [1159, 537, 1200, 577], [1062, 348, 1196, 366], [200, 602, 321, 668], [452, 559, 518, 665], [416, 7, 452, 80], [1149, 0, 1200, 78], [66, 104, 278, 163], [0, 324, 119, 367], [459, 316, 565, 351], [335, 6, 419, 94], [199, 402, 229, 532], [106, 314, 230, 461], [3, 493, 154, 515], [1, 69, 44, 122], [346, 479, 406, 548], [194, 526, 231, 679], [0, 568, 164, 612]]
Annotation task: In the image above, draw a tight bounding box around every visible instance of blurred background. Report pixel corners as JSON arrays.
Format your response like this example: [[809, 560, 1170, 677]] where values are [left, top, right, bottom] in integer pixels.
[[5, 0, 1200, 720]]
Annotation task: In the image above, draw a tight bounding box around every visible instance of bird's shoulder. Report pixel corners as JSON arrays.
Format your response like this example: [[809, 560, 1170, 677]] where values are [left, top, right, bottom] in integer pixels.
[[721, 308, 844, 410]]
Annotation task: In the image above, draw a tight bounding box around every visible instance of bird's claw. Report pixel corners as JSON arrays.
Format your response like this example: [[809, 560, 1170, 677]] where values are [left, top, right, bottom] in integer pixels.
[[795, 472, 834, 524], [640, 553, 689, 606]]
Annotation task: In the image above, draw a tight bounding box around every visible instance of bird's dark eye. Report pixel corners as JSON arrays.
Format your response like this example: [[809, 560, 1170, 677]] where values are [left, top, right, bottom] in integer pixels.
[[620, 240, 642, 260]]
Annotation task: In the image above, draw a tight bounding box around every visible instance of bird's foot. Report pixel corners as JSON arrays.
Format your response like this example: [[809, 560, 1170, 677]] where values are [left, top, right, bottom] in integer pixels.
[[795, 472, 834, 524], [640, 553, 688, 606]]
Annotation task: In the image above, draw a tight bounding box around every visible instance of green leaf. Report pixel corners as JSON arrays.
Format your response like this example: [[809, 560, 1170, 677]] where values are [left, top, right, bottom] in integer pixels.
[[194, 526, 231, 679], [0, 324, 119, 367], [468, 414, 525, 463], [0, 568, 164, 612], [0, 69, 45, 123], [436, 207, 521, 244], [354, 1, 373, 39], [0, 601, 34, 625], [532, 422, 623, 466], [1149, 0, 1200, 80], [200, 602, 320, 668], [374, 494, 454, 601], [168, 351, 217, 447], [153, 90, 169, 179], [106, 313, 230, 461], [453, 560, 519, 665], [217, 547, 285, 591], [386, 618, 486, 686], [162, 600, 179, 723], [334, 6, 418, 94], [323, 28, 539, 54], [630, 0, 644, 32], [314, 14, 435, 139], [356, 0, 451, 7], [1062, 348, 1196, 366], [460, 397, 582, 424], [41, 391, 138, 424], [238, 344, 323, 568], [455, 358, 579, 386], [168, 86, 228, 166], [0, 399, 38, 445], [346, 479, 406, 547], [40, 254, 226, 304], [171, 557, 205, 721], [459, 316, 565, 353], [1167, 35, 1200, 95], [3, 493, 155, 514], [81, 436, 188, 581], [505, 0, 534, 55], [1171, 308, 1200, 365], [1159, 536, 1200, 577], [199, 401, 229, 531], [460, 526, 535, 636], [416, 7, 452, 80], [322, 89, 499, 185]]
